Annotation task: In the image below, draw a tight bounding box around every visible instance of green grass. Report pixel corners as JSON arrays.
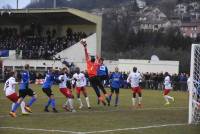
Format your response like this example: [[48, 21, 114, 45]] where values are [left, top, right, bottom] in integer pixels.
[[0, 84, 199, 134]]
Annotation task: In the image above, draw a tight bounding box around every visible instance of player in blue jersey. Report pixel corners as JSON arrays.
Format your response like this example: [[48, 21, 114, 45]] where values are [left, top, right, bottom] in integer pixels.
[[9, 64, 37, 117], [42, 68, 58, 113], [97, 58, 109, 85], [109, 67, 123, 107], [97, 58, 109, 105]]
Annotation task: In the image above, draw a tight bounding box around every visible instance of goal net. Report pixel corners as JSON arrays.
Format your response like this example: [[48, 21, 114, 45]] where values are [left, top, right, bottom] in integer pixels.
[[188, 44, 200, 124]]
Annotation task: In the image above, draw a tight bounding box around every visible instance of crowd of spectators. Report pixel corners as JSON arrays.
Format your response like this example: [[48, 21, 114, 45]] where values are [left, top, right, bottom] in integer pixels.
[[0, 27, 87, 60], [3, 65, 189, 91], [105, 72, 189, 91]]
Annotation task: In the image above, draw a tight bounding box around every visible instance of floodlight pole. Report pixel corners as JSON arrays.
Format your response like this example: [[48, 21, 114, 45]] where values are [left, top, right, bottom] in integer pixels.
[[17, 0, 19, 9], [53, 0, 56, 8]]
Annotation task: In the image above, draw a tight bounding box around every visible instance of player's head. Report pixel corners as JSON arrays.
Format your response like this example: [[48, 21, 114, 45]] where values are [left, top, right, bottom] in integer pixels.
[[133, 67, 137, 73], [90, 56, 95, 63], [165, 72, 169, 76], [99, 57, 104, 64], [75, 67, 80, 74], [115, 67, 119, 72], [24, 64, 29, 70], [9, 71, 15, 77]]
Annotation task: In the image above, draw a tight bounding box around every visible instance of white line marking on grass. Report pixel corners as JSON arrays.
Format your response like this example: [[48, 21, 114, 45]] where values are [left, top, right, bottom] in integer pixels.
[[0, 126, 83, 134], [84, 123, 187, 134], [0, 123, 186, 134], [0, 107, 187, 118]]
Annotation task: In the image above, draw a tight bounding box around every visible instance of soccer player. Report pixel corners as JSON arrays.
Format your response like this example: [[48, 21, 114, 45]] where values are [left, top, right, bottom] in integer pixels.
[[163, 72, 175, 105], [81, 40, 110, 105], [4, 71, 28, 116], [73, 67, 91, 109], [42, 69, 58, 113], [127, 67, 142, 108], [109, 67, 123, 106], [58, 68, 76, 112], [97, 58, 108, 85], [9, 64, 37, 117]]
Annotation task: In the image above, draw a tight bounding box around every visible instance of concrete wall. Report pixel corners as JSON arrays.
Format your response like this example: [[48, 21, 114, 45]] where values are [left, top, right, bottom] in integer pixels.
[[55, 33, 97, 62], [2, 58, 179, 74]]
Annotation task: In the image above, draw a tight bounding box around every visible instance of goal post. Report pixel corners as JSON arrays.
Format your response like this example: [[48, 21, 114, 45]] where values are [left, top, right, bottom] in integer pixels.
[[188, 44, 200, 124]]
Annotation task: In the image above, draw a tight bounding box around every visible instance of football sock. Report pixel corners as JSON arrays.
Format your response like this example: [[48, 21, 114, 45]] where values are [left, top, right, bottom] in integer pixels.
[[132, 98, 136, 106], [164, 95, 169, 103], [45, 99, 52, 107], [115, 96, 119, 105], [68, 98, 74, 110], [28, 97, 36, 107], [166, 95, 173, 100], [12, 102, 20, 112], [21, 101, 26, 113], [51, 99, 56, 108], [85, 97, 90, 107], [109, 94, 112, 101], [138, 97, 142, 104], [78, 98, 83, 107]]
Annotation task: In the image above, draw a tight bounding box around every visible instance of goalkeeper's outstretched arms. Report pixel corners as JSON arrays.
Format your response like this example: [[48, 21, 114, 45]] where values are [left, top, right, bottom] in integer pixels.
[[81, 39, 89, 62]]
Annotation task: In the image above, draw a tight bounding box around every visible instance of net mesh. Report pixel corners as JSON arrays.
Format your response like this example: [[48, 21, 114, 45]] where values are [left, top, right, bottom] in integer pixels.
[[191, 44, 200, 124]]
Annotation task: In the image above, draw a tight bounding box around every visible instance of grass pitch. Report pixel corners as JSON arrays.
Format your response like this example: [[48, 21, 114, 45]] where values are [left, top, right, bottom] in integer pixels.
[[0, 84, 199, 134]]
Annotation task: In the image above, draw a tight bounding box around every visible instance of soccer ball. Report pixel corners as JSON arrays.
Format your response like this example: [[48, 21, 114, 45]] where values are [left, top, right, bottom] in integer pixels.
[[81, 39, 87, 47]]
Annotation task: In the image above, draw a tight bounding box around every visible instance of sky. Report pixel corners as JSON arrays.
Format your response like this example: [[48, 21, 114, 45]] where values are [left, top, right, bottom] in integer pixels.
[[0, 0, 31, 9]]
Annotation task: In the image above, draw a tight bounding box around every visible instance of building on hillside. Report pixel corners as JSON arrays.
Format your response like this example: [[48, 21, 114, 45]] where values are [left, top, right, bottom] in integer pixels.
[[136, 0, 146, 9], [174, 3, 188, 15], [180, 21, 200, 38], [139, 7, 170, 31], [140, 20, 171, 31]]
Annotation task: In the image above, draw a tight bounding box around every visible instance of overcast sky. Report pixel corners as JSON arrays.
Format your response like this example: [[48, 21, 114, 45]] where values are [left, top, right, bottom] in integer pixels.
[[0, 0, 31, 9]]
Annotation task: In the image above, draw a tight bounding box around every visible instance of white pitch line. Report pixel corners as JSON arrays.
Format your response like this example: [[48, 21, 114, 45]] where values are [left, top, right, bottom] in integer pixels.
[[0, 126, 82, 134], [84, 123, 187, 134], [0, 123, 186, 134], [0, 106, 187, 118]]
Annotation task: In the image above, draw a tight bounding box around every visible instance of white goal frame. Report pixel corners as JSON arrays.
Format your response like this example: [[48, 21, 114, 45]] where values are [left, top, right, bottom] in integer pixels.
[[188, 44, 200, 124]]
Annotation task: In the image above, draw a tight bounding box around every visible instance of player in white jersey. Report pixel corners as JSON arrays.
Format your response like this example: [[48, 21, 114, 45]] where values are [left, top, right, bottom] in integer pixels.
[[4, 71, 28, 116], [163, 72, 174, 105], [73, 67, 91, 109], [58, 68, 75, 112], [127, 67, 142, 108]]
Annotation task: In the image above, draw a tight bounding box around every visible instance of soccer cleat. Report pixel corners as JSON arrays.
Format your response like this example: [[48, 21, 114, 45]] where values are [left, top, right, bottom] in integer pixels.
[[9, 112, 16, 118], [137, 104, 142, 108], [114, 104, 118, 107], [71, 109, 76, 113], [88, 107, 91, 109], [164, 102, 170, 105], [79, 105, 83, 109], [172, 97, 175, 102], [97, 100, 100, 105], [106, 97, 110, 106], [22, 112, 30, 115], [53, 108, 58, 113], [102, 100, 107, 106], [44, 107, 49, 112], [63, 106, 70, 112], [25, 106, 32, 113]]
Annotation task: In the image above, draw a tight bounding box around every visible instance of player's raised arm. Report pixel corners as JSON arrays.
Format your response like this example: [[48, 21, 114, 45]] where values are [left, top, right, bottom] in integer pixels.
[[81, 39, 89, 61]]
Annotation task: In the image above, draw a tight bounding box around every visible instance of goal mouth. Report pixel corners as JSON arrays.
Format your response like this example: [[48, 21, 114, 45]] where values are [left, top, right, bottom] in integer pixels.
[[188, 44, 200, 124]]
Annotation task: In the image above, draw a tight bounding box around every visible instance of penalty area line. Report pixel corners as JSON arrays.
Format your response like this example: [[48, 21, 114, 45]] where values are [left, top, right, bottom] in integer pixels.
[[84, 123, 187, 133], [0, 126, 82, 134], [0, 123, 187, 134]]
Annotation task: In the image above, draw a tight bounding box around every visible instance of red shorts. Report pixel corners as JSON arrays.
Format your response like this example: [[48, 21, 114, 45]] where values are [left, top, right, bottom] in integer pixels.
[[76, 87, 86, 94], [60, 88, 73, 98], [132, 87, 142, 94], [164, 89, 171, 95], [6, 93, 18, 102]]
